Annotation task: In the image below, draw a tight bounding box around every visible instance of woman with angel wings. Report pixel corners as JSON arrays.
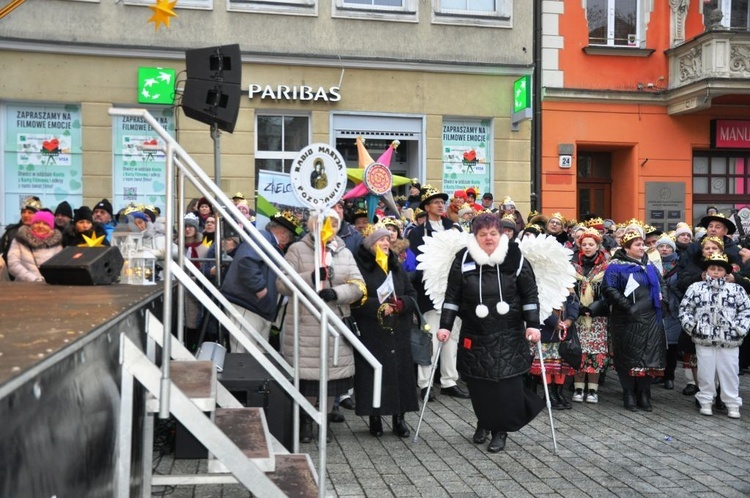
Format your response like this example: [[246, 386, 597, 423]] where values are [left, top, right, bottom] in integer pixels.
[[419, 213, 576, 452]]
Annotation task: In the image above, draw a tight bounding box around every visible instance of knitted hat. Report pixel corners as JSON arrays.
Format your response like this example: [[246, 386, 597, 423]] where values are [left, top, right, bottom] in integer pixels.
[[74, 206, 93, 223], [94, 198, 114, 218], [32, 210, 55, 229], [410, 178, 421, 191], [482, 192, 493, 200], [54, 201, 73, 219], [362, 223, 391, 250], [500, 214, 516, 230], [459, 206, 475, 218], [465, 187, 478, 198], [131, 211, 149, 223], [500, 196, 515, 208], [453, 190, 467, 200], [656, 235, 676, 251], [184, 212, 200, 229], [674, 223, 692, 238], [197, 197, 212, 210]]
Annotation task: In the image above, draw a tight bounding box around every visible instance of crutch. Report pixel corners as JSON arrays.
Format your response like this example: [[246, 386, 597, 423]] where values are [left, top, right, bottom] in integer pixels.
[[412, 341, 444, 443], [536, 339, 558, 454]]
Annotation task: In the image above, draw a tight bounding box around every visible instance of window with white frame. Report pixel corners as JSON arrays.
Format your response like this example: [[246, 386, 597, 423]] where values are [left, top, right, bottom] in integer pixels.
[[228, 0, 316, 15], [703, 0, 750, 29], [123, 0, 212, 9], [255, 114, 310, 176], [587, 0, 641, 47], [434, 0, 510, 21], [333, 0, 417, 21]]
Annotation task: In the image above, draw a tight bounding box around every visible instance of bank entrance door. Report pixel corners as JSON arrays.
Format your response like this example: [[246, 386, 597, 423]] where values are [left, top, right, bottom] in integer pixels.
[[577, 152, 612, 219]]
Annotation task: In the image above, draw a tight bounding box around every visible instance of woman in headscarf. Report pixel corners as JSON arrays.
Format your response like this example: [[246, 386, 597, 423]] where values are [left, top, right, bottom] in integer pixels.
[[436, 213, 544, 452], [277, 210, 365, 443], [603, 231, 666, 412], [351, 223, 419, 438], [7, 210, 63, 282]]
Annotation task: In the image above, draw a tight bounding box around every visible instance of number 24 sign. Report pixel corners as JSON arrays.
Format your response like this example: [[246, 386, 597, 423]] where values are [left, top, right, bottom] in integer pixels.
[[559, 155, 572, 169]]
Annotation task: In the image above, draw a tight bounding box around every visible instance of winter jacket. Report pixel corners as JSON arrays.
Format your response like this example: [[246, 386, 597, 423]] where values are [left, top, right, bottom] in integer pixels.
[[221, 230, 284, 322], [679, 277, 750, 348], [602, 249, 666, 372], [7, 226, 64, 282], [440, 235, 541, 381], [351, 245, 419, 416], [62, 223, 110, 247], [407, 216, 462, 313], [660, 252, 682, 345], [337, 220, 364, 255], [277, 233, 364, 381]]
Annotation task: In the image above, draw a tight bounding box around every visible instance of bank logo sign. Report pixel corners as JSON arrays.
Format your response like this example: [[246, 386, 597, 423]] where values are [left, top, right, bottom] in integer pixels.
[[138, 67, 176, 105]]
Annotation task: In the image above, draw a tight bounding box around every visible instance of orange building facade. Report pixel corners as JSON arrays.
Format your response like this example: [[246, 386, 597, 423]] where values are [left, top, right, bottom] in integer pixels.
[[540, 0, 750, 231]]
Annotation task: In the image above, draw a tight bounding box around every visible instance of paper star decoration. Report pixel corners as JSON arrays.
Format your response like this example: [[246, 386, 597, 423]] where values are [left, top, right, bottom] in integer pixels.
[[148, 0, 177, 31], [78, 233, 107, 247]]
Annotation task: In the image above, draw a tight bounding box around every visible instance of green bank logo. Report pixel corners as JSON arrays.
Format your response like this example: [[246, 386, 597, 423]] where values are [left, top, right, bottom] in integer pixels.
[[138, 67, 176, 105], [513, 75, 531, 113]]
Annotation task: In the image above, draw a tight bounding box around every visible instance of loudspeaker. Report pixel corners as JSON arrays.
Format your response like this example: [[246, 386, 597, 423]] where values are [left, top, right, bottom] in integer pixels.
[[183, 44, 242, 133], [40, 246, 124, 285], [185, 44, 242, 86], [182, 80, 241, 133]]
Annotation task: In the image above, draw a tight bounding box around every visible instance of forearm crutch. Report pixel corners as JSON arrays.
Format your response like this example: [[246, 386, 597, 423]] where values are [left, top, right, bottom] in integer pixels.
[[412, 341, 444, 443]]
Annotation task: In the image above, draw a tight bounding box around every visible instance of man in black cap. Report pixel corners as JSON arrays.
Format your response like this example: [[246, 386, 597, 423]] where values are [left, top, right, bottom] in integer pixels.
[[221, 210, 299, 353], [481, 192, 496, 212], [93, 198, 117, 243], [54, 201, 74, 232], [407, 185, 469, 401]]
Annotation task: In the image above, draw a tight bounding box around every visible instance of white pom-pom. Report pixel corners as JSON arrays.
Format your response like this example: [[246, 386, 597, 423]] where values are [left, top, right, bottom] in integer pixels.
[[475, 304, 489, 318], [496, 301, 510, 315]]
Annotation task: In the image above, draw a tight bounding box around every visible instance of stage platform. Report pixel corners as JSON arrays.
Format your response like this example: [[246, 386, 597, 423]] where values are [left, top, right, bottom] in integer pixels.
[[0, 281, 164, 497]]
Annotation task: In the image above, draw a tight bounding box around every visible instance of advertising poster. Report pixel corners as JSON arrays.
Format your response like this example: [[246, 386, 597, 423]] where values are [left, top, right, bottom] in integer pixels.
[[3, 103, 83, 225], [255, 169, 307, 232], [441, 119, 491, 196], [112, 108, 174, 215]]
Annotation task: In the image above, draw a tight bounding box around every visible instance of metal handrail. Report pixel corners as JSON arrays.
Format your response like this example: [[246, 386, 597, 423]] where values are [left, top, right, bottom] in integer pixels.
[[108, 107, 382, 498]]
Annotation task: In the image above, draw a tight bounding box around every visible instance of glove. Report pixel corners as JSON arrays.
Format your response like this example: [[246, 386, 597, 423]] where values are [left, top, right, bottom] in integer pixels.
[[318, 288, 338, 302], [392, 298, 405, 313], [311, 267, 328, 282]]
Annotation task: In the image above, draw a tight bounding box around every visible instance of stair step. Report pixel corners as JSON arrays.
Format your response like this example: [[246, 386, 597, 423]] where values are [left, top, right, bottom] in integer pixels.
[[268, 454, 319, 497], [170, 360, 216, 411], [208, 407, 274, 473]]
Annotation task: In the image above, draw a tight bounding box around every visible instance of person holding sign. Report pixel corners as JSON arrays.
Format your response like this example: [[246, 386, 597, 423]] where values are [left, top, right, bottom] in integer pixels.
[[350, 223, 419, 438], [602, 231, 666, 412]]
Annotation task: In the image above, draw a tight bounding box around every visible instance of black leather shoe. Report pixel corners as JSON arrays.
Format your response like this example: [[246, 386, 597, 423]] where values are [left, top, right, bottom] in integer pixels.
[[682, 384, 699, 396], [651, 377, 664, 385], [340, 397, 356, 410], [441, 385, 470, 399], [473, 427, 488, 444], [487, 432, 507, 453], [421, 387, 436, 402], [369, 416, 383, 437], [664, 379, 674, 390], [329, 407, 345, 423], [637, 392, 653, 412], [392, 414, 410, 438]]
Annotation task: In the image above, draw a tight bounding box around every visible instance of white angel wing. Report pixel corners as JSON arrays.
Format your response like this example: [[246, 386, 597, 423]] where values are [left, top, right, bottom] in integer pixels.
[[517, 234, 577, 322], [416, 229, 470, 310]]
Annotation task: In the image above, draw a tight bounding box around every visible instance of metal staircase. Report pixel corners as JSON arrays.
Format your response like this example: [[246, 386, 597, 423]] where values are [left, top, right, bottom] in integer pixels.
[[109, 107, 383, 498]]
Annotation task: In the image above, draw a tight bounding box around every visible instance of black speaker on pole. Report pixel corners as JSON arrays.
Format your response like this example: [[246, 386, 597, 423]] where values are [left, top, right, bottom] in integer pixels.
[[183, 44, 242, 133], [40, 246, 124, 285]]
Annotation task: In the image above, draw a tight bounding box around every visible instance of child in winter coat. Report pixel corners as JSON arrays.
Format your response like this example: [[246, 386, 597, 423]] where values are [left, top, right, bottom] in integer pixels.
[[679, 252, 750, 419]]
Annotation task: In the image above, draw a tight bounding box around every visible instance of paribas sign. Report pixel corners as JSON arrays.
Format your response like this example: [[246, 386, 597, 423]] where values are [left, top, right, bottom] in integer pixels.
[[248, 84, 341, 102]]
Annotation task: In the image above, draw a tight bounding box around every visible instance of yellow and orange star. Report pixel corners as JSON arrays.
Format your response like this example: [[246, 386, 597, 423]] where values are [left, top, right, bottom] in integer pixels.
[[148, 0, 177, 31]]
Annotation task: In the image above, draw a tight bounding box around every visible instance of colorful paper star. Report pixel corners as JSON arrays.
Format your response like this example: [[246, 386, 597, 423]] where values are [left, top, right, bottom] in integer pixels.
[[148, 0, 177, 31], [79, 233, 107, 247]]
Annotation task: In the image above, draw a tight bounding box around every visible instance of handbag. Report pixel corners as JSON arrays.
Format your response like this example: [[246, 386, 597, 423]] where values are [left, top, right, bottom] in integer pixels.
[[404, 296, 433, 366], [338, 305, 360, 336], [558, 324, 583, 369]]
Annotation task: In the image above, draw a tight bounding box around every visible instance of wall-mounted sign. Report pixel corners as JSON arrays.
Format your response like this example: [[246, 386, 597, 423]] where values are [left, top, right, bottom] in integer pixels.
[[559, 155, 572, 168], [137, 67, 176, 105], [290, 143, 347, 210], [248, 84, 341, 102], [710, 119, 750, 149], [645, 182, 685, 232], [511, 75, 532, 132]]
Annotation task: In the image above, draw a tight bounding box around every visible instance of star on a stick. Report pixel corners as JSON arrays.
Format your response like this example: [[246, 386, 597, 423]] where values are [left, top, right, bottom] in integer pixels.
[[148, 0, 177, 31]]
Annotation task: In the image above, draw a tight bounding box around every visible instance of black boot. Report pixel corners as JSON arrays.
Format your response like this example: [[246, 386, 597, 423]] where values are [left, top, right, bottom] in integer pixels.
[[300, 413, 314, 443], [557, 384, 572, 409], [369, 416, 383, 437], [473, 426, 489, 444], [392, 414, 410, 438], [325, 423, 332, 443], [550, 384, 565, 410], [487, 431, 507, 453], [636, 378, 652, 412], [623, 390, 637, 412]]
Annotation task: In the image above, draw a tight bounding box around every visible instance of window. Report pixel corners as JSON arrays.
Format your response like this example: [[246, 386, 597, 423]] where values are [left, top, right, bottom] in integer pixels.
[[332, 0, 417, 21], [587, 0, 640, 47], [703, 0, 750, 29], [692, 152, 750, 225], [434, 0, 510, 22], [123, 0, 212, 9], [228, 0, 316, 15], [255, 114, 310, 176]]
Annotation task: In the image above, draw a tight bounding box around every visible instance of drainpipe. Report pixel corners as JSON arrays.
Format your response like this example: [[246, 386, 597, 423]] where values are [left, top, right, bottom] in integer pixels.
[[530, 0, 543, 213]]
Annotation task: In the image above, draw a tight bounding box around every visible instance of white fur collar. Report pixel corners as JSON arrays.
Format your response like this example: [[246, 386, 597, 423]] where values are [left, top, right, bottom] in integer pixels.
[[467, 233, 509, 266]]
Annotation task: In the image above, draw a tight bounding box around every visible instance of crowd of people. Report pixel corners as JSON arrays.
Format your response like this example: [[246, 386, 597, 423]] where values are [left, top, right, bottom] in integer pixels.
[[3, 183, 749, 453]]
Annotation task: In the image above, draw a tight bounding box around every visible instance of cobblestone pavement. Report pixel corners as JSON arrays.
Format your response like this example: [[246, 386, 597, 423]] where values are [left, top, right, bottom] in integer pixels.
[[153, 371, 750, 497]]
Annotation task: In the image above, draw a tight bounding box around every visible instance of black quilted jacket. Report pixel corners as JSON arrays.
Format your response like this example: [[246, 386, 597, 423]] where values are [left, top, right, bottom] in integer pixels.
[[440, 242, 541, 381]]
